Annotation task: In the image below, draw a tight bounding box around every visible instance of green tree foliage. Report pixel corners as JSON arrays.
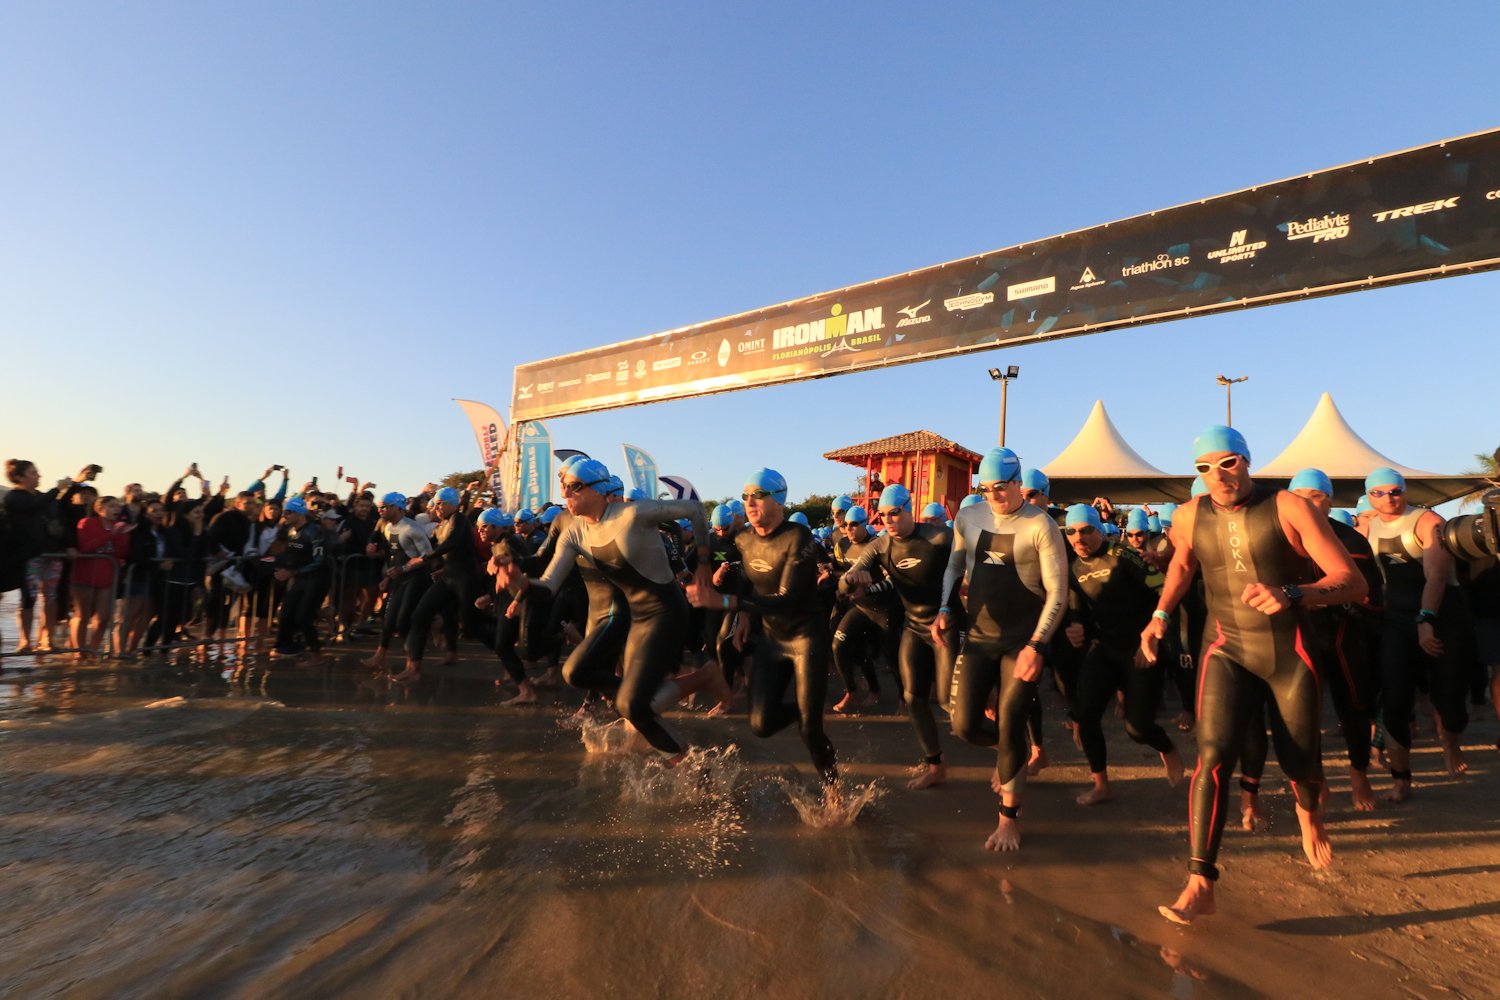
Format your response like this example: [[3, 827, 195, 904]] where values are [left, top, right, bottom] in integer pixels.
[[440, 469, 487, 490], [1458, 448, 1500, 509], [788, 493, 835, 528]]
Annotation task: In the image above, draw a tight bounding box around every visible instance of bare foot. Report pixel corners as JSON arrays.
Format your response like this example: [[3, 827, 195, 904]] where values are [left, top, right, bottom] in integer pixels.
[[1067, 721, 1082, 752], [707, 672, 736, 716], [1383, 777, 1412, 803], [437, 651, 458, 667], [1026, 744, 1049, 777], [984, 813, 1021, 851], [298, 652, 330, 670], [831, 693, 854, 713], [1076, 781, 1112, 806], [360, 650, 386, 670], [1240, 787, 1262, 831], [1174, 710, 1194, 733], [1443, 740, 1469, 776], [1297, 804, 1333, 870], [659, 750, 687, 768], [535, 667, 563, 689], [502, 683, 537, 706], [1158, 875, 1216, 925], [13, 641, 32, 656], [391, 664, 421, 685], [1350, 768, 1376, 812], [907, 762, 947, 790], [1162, 749, 1185, 788]]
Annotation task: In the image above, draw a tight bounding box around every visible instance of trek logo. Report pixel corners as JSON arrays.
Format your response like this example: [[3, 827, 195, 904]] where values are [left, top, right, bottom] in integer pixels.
[[717, 339, 732, 367], [771, 303, 884, 352], [1284, 213, 1350, 243], [1006, 276, 1055, 301], [944, 291, 994, 312], [895, 557, 923, 570], [1070, 267, 1105, 291], [896, 300, 933, 328], [1372, 196, 1459, 223], [517, 384, 534, 400], [747, 558, 774, 574], [1207, 229, 1267, 264]]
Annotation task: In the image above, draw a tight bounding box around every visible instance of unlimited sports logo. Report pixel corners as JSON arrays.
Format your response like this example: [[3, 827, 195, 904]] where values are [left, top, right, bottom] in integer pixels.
[[1207, 229, 1267, 264], [771, 303, 884, 360]]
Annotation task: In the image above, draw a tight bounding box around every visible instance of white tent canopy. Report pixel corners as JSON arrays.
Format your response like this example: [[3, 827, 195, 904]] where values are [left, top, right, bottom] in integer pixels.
[[1038, 400, 1193, 504]]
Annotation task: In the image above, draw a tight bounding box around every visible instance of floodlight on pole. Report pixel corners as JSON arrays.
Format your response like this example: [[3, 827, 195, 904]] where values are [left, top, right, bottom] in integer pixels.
[[987, 366, 1021, 445], [1215, 374, 1248, 426]]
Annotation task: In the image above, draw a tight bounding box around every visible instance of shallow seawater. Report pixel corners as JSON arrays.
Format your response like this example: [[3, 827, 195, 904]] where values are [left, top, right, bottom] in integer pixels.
[[0, 622, 1254, 998]]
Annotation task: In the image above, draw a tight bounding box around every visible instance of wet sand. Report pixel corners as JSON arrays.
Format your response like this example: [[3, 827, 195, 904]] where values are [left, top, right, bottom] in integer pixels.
[[1, 633, 1498, 999]]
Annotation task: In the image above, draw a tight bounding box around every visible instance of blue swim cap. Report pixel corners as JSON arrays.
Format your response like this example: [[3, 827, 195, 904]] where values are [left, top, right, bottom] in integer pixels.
[[711, 504, 734, 528], [380, 491, 407, 509], [1365, 467, 1405, 492], [435, 487, 462, 506], [559, 454, 587, 475], [978, 447, 1022, 484], [1103, 522, 1120, 537], [677, 518, 692, 530], [788, 511, 809, 527], [1290, 468, 1333, 495], [1331, 509, 1356, 527], [540, 507, 561, 525], [959, 494, 984, 510], [1192, 424, 1250, 463], [284, 497, 309, 516], [844, 506, 868, 526], [1158, 502, 1176, 525], [1148, 513, 1161, 533], [921, 502, 947, 519], [727, 499, 745, 516], [832, 495, 854, 513], [1190, 476, 1208, 497], [945, 519, 953, 527], [1064, 504, 1102, 529], [566, 459, 612, 495], [626, 487, 649, 502], [879, 484, 913, 512], [516, 508, 536, 523], [478, 508, 513, 528], [1126, 509, 1151, 533], [1020, 469, 1050, 495], [1355, 495, 1373, 513], [744, 468, 788, 504], [605, 475, 625, 496]]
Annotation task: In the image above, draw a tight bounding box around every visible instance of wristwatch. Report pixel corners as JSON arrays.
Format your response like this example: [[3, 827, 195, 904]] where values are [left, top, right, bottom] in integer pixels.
[[1025, 639, 1046, 655], [1281, 584, 1303, 605]]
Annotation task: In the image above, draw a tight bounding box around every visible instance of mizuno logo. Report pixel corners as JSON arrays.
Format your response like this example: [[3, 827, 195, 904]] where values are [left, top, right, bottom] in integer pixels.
[[748, 559, 773, 573], [983, 552, 1008, 566], [896, 557, 922, 569]]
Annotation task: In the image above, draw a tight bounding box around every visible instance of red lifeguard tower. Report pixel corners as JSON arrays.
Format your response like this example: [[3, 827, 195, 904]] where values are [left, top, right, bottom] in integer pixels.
[[823, 430, 982, 518]]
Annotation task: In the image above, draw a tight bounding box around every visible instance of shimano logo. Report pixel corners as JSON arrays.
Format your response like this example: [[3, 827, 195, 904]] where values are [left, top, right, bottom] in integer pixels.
[[895, 557, 922, 570], [748, 558, 773, 573], [1006, 276, 1055, 301], [1372, 196, 1459, 222]]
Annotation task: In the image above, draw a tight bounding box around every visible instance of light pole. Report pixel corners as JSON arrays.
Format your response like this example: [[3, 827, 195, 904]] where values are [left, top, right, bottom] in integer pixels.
[[987, 365, 1020, 445], [1215, 374, 1247, 426]]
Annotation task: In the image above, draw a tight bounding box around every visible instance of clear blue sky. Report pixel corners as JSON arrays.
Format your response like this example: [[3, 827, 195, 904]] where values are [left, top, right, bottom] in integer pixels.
[[4, 3, 1497, 504]]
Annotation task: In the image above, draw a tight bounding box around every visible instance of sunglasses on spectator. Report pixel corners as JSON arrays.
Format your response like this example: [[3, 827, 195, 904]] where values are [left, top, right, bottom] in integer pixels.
[[1022, 490, 1043, 502], [1062, 526, 1097, 537], [561, 478, 607, 496], [1194, 455, 1243, 474], [1368, 487, 1404, 499], [741, 489, 777, 502]]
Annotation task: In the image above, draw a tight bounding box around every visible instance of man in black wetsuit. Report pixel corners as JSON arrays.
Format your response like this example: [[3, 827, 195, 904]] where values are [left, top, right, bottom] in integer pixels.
[[1141, 426, 1367, 925], [271, 497, 331, 664], [830, 504, 889, 711], [1062, 503, 1183, 806], [937, 447, 1068, 852], [1364, 466, 1473, 798], [396, 487, 481, 683], [844, 484, 960, 789], [688, 468, 840, 791]]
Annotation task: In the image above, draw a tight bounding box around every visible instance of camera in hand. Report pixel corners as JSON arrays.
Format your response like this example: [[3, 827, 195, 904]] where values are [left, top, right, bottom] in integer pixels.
[[1440, 488, 1500, 561]]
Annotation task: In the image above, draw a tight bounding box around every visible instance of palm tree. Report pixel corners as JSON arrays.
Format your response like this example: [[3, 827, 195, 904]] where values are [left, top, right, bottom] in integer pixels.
[[1458, 448, 1500, 509]]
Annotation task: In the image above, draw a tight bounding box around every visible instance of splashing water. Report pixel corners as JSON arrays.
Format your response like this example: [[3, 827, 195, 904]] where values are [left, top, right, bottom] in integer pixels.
[[570, 715, 637, 755], [616, 745, 744, 806], [775, 776, 884, 828]]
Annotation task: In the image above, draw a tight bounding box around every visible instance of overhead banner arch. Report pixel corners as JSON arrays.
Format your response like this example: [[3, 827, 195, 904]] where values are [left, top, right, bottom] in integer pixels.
[[511, 128, 1500, 422]]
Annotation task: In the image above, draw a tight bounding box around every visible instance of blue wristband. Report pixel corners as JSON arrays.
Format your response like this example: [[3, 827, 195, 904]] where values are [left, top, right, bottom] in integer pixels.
[[722, 595, 730, 609], [1152, 610, 1171, 622], [939, 606, 950, 615]]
